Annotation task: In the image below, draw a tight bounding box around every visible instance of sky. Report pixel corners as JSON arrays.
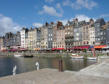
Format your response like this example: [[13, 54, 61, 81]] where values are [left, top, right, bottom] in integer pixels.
[[0, 0, 109, 35]]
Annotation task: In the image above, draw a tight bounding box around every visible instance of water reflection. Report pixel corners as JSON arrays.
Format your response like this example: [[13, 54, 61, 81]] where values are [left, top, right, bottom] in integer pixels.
[[0, 57, 96, 77]]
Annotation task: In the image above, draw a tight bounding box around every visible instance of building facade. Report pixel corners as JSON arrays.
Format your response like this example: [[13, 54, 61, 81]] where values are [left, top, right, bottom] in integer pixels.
[[25, 28, 42, 50], [40, 22, 54, 50], [103, 22, 109, 45], [82, 22, 90, 46], [1, 18, 109, 51], [73, 19, 84, 46], [65, 20, 74, 50], [20, 28, 28, 48], [88, 19, 95, 45], [14, 31, 21, 48], [0, 37, 4, 50], [36, 28, 41, 50], [53, 21, 65, 50], [4, 32, 14, 48], [3, 32, 21, 49], [94, 18, 106, 45]]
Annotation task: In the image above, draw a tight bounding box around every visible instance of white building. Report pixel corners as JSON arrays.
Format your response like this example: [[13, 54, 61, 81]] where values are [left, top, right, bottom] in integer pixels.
[[20, 28, 28, 48], [89, 27, 95, 45]]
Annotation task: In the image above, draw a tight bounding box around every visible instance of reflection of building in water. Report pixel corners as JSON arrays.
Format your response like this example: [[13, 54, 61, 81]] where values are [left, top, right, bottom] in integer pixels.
[[52, 59, 59, 69], [71, 59, 84, 71]]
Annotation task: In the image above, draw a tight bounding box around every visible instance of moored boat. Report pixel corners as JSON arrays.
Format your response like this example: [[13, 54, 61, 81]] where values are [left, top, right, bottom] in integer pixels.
[[24, 55, 34, 58], [87, 57, 97, 60], [14, 53, 23, 57], [71, 56, 84, 59], [71, 53, 84, 59]]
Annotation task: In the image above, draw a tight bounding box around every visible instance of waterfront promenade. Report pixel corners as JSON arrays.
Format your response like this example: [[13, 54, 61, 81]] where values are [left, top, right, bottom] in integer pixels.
[[0, 51, 108, 58], [0, 57, 109, 84]]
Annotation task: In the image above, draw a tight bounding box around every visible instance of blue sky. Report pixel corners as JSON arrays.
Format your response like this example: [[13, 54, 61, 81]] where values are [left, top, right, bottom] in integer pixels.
[[0, 0, 109, 35]]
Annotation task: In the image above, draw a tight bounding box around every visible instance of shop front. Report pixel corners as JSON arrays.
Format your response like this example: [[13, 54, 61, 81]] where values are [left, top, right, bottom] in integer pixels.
[[71, 45, 90, 50], [94, 45, 107, 50]]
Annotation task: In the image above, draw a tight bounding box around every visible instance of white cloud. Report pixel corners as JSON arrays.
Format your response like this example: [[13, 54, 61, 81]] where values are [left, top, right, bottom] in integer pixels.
[[75, 14, 90, 22], [33, 23, 43, 27], [59, 19, 68, 25], [63, 0, 97, 10], [74, 14, 96, 22], [0, 14, 21, 36], [55, 14, 95, 26], [45, 0, 54, 3], [59, 14, 94, 25], [76, 0, 97, 9], [100, 14, 109, 18], [39, 5, 63, 17]]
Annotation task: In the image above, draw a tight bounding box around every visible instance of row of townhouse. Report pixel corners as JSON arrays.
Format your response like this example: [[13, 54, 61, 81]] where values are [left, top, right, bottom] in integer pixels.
[[65, 18, 109, 50], [0, 18, 109, 51], [0, 32, 21, 50], [20, 21, 65, 50]]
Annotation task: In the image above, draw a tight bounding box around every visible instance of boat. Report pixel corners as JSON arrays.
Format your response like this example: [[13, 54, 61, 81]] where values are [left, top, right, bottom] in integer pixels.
[[99, 56, 109, 59], [14, 53, 23, 57], [24, 55, 34, 58], [72, 53, 77, 56], [71, 56, 84, 59], [71, 53, 83, 59], [87, 57, 97, 60]]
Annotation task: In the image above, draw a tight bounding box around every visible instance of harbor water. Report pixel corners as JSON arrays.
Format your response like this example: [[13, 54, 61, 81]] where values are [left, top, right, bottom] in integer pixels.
[[0, 56, 96, 77]]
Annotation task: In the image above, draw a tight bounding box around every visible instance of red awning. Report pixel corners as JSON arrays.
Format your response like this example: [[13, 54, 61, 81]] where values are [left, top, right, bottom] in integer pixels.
[[81, 46, 90, 49], [56, 48, 64, 50], [71, 46, 90, 50], [52, 48, 65, 50], [52, 48, 56, 50], [9, 49, 17, 51]]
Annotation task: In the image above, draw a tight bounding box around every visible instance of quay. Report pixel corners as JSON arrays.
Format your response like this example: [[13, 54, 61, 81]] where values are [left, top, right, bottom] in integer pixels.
[[0, 52, 71, 57], [0, 57, 109, 84], [0, 51, 108, 58]]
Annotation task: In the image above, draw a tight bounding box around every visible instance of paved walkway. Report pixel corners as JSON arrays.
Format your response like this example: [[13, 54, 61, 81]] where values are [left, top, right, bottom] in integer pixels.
[[79, 60, 109, 78], [0, 57, 109, 84], [0, 68, 109, 84]]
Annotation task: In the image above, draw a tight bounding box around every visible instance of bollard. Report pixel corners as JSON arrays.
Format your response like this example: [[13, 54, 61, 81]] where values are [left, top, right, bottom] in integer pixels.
[[58, 59, 63, 72], [35, 62, 39, 70], [13, 65, 17, 76]]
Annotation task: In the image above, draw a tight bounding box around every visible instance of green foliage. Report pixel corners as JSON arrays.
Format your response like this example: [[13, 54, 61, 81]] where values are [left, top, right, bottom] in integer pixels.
[[83, 49, 87, 53]]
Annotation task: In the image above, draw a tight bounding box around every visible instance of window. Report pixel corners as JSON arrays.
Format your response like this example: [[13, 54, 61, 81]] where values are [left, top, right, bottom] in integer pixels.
[[98, 38, 100, 41], [76, 38, 79, 41], [49, 38, 50, 41], [101, 32, 103, 35], [76, 33, 79, 36]]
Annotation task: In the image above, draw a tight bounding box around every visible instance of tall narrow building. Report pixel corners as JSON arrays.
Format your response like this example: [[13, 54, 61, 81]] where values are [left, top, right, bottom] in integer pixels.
[[52, 21, 65, 51], [0, 37, 4, 51], [65, 20, 74, 50], [20, 28, 28, 48], [88, 19, 95, 45], [73, 19, 84, 46], [94, 18, 106, 45], [25, 28, 41, 50], [40, 22, 53, 50]]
